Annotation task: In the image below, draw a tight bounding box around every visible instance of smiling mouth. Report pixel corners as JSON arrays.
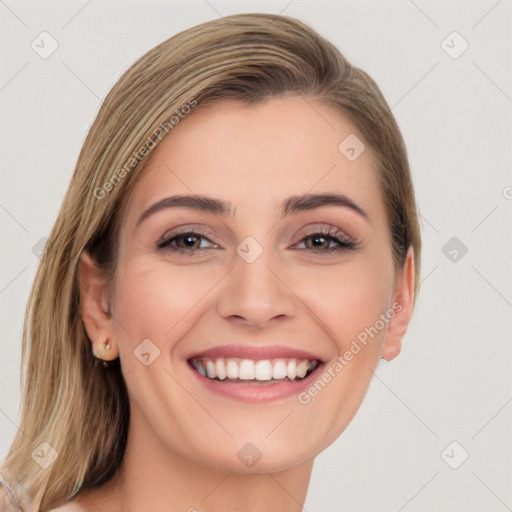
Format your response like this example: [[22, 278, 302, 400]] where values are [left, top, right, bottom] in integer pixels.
[[188, 357, 320, 384]]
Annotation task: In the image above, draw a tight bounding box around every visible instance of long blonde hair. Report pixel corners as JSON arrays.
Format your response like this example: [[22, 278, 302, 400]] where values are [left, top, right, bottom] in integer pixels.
[[0, 13, 421, 511]]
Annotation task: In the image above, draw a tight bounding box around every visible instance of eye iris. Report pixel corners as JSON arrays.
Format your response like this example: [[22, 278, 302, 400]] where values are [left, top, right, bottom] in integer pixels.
[[307, 235, 329, 250], [178, 234, 200, 249]]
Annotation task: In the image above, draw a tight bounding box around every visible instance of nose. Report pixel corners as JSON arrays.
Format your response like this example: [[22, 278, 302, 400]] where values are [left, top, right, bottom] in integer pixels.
[[216, 249, 297, 329]]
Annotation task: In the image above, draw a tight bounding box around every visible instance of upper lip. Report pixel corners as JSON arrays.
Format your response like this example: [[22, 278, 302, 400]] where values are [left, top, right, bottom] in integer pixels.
[[187, 344, 325, 362]]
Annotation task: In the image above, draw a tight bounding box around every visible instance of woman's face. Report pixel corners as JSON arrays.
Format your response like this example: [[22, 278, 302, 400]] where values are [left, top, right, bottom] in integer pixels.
[[89, 96, 414, 473]]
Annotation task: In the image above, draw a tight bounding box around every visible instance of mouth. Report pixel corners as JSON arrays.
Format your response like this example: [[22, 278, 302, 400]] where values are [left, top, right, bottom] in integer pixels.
[[186, 345, 325, 402], [188, 357, 320, 384]]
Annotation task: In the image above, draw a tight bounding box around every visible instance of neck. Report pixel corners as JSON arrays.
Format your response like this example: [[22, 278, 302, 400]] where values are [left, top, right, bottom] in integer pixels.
[[88, 411, 314, 512]]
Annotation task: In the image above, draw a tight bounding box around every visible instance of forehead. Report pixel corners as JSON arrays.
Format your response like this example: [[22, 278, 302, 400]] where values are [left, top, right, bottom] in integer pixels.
[[121, 97, 384, 229]]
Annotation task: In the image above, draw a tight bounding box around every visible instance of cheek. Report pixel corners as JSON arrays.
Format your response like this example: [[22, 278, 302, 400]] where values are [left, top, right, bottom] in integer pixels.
[[111, 257, 221, 354], [290, 254, 395, 354], [291, 260, 395, 439]]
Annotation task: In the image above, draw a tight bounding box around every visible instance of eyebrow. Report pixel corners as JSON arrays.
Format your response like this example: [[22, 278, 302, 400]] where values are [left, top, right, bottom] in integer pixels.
[[135, 192, 369, 229]]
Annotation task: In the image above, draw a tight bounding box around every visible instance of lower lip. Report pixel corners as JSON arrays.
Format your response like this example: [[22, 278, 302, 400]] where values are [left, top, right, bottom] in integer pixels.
[[188, 361, 324, 403]]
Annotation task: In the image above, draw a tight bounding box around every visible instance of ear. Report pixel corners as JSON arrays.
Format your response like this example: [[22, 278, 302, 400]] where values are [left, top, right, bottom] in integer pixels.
[[381, 246, 415, 361], [78, 251, 119, 359]]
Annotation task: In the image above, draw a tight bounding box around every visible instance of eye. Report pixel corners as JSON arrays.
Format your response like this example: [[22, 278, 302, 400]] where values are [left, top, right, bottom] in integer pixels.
[[157, 230, 218, 253], [294, 226, 357, 254]]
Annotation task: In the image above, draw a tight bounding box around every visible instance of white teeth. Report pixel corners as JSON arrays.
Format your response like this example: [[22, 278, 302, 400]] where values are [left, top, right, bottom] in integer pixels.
[[206, 360, 216, 379], [296, 360, 309, 379], [190, 357, 319, 382], [287, 360, 297, 380], [255, 360, 272, 381], [216, 358, 226, 380], [239, 359, 255, 380], [226, 360, 239, 379], [272, 360, 287, 380]]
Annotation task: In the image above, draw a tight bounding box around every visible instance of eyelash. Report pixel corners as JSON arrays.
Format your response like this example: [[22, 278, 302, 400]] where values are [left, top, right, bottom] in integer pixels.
[[157, 226, 357, 255], [294, 226, 357, 253]]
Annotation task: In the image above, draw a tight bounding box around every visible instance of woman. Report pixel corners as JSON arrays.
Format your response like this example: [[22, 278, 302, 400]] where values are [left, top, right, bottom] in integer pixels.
[[0, 12, 420, 511]]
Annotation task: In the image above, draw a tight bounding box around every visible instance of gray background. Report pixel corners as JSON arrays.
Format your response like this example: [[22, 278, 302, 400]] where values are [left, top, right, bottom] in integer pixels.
[[1, 0, 511, 510]]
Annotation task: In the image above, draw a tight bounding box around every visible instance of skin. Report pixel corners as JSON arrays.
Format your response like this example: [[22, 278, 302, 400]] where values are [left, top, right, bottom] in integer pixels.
[[63, 96, 415, 512]]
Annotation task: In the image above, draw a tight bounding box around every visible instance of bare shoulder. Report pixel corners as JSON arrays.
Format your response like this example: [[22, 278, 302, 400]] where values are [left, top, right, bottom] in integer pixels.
[[47, 504, 83, 511], [47, 474, 120, 512], [47, 500, 86, 511], [48, 484, 119, 512], [47, 495, 93, 512]]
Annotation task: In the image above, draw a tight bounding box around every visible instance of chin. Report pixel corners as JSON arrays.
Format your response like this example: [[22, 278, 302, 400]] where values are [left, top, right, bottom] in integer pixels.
[[193, 433, 322, 475]]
